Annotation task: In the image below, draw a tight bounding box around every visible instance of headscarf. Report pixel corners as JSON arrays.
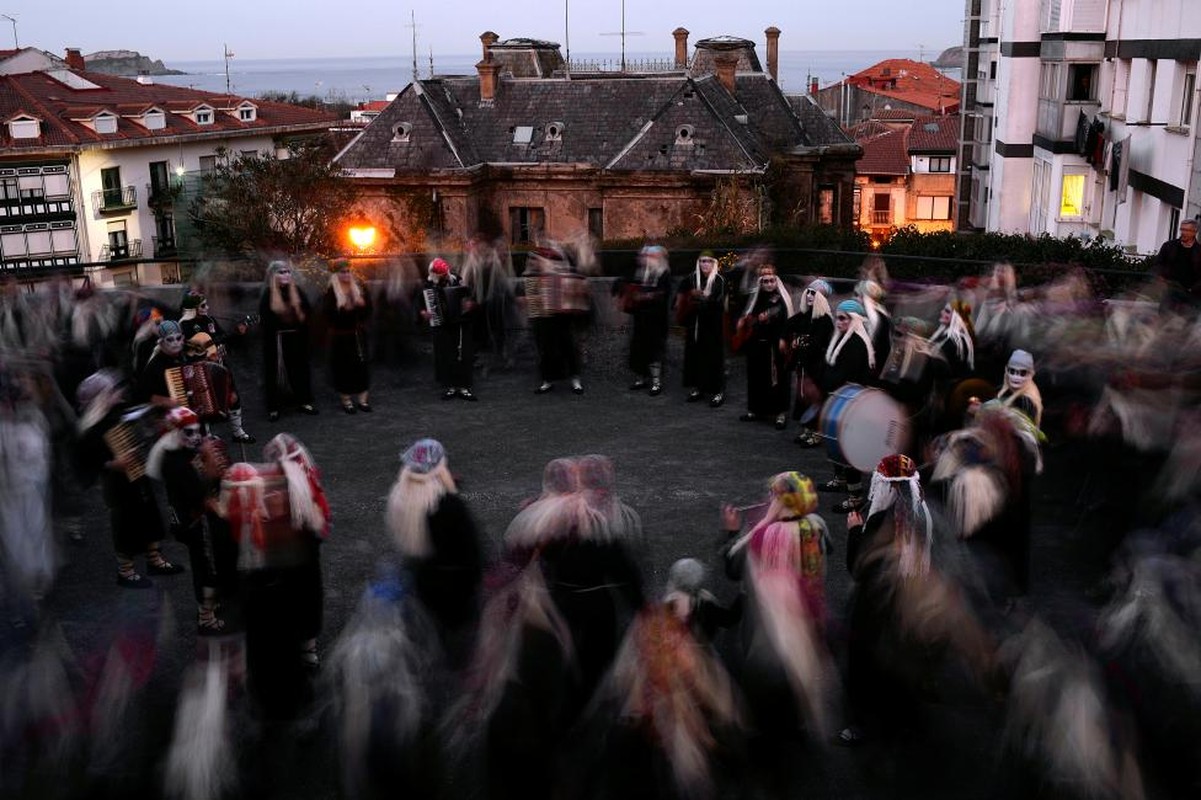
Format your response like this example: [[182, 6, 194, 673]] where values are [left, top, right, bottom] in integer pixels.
[[825, 301, 876, 369], [694, 251, 721, 298], [797, 279, 833, 320], [387, 439, 456, 558], [865, 454, 933, 578], [263, 432, 330, 539], [997, 349, 1043, 427], [741, 269, 795, 319], [639, 245, 670, 285]]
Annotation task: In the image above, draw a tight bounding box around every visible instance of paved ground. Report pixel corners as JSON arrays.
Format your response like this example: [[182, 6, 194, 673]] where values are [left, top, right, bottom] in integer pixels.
[[13, 291, 1169, 799]]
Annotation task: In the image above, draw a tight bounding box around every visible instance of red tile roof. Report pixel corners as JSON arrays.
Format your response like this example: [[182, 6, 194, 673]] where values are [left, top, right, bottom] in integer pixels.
[[907, 114, 959, 153], [358, 100, 390, 112], [0, 68, 336, 151], [839, 58, 961, 114], [856, 127, 908, 175]]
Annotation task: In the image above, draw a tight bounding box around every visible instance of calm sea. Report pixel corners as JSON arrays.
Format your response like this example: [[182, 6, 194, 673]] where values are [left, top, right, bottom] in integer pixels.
[[154, 50, 959, 105]]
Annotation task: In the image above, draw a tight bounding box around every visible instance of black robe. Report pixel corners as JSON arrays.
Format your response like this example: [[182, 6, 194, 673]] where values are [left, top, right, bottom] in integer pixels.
[[419, 275, 475, 389], [323, 286, 372, 395], [741, 292, 791, 416], [679, 272, 727, 395], [259, 286, 314, 410], [624, 269, 672, 375]]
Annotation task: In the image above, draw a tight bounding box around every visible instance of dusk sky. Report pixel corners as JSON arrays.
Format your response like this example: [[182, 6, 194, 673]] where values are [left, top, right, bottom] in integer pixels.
[[8, 1, 964, 62]]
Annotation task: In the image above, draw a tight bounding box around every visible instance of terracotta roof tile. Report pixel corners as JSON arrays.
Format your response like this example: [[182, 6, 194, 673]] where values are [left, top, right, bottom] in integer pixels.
[[907, 114, 959, 153], [856, 127, 908, 175]]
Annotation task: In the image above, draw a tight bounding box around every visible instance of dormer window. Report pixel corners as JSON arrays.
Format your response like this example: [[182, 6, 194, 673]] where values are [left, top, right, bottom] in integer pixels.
[[142, 110, 166, 131], [392, 122, 412, 142], [545, 121, 564, 141], [8, 116, 40, 139], [675, 124, 695, 144], [194, 108, 214, 125], [93, 113, 118, 135], [236, 104, 257, 122]]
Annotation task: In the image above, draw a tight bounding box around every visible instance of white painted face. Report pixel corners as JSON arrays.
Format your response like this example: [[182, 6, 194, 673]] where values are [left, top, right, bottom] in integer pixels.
[[275, 267, 292, 286], [160, 331, 185, 356], [939, 305, 952, 325], [1006, 364, 1032, 391], [835, 312, 851, 334], [759, 272, 778, 292], [181, 424, 203, 449]]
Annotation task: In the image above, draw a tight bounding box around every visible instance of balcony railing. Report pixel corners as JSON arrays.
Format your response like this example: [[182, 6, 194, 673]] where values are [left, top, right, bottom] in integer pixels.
[[146, 176, 184, 207], [152, 236, 176, 257], [91, 185, 137, 214], [871, 209, 892, 225], [1037, 99, 1100, 141], [98, 239, 142, 261]]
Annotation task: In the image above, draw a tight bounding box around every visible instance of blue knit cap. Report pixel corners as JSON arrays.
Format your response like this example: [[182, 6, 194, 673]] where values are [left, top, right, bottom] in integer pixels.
[[158, 319, 182, 339], [836, 299, 866, 316], [401, 438, 445, 473], [806, 279, 833, 296]]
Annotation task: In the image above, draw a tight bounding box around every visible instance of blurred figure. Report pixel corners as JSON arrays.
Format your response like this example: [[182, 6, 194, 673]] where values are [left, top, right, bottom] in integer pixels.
[[74, 369, 182, 587], [994, 349, 1043, 429], [461, 235, 518, 371], [323, 259, 374, 413], [621, 244, 672, 396], [134, 319, 188, 407], [418, 257, 477, 401], [678, 251, 728, 408], [789, 278, 835, 445], [180, 290, 255, 443], [385, 438, 483, 654], [259, 261, 316, 421], [524, 246, 587, 395], [218, 433, 329, 719], [735, 263, 793, 429], [817, 299, 877, 513], [856, 274, 893, 371]]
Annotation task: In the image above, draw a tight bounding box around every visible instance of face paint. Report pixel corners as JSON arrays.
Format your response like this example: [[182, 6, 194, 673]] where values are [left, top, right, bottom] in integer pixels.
[[940, 305, 952, 325], [1005, 366, 1032, 391], [276, 268, 292, 285], [161, 333, 185, 355], [835, 313, 851, 333], [181, 425, 203, 448]]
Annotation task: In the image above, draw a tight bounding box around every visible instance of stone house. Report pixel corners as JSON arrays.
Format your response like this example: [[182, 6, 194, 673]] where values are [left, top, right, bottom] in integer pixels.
[[334, 27, 860, 251]]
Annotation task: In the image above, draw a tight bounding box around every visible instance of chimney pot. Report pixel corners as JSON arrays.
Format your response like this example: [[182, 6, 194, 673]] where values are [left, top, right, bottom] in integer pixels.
[[810, 77, 819, 97], [64, 48, 85, 70], [714, 53, 738, 94], [480, 31, 499, 63], [764, 27, 780, 82], [476, 59, 500, 102], [672, 27, 690, 69]]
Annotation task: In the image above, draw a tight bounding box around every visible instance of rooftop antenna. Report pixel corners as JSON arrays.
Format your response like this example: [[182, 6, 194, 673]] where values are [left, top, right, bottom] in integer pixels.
[[223, 43, 234, 94], [428, 45, 434, 78], [599, 0, 643, 72], [0, 15, 17, 49], [917, 43, 925, 62], [564, 0, 570, 65], [406, 10, 419, 82]]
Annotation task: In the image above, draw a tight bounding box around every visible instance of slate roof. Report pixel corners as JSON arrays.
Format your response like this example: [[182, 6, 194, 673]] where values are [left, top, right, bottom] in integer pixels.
[[0, 68, 336, 152], [337, 69, 853, 175]]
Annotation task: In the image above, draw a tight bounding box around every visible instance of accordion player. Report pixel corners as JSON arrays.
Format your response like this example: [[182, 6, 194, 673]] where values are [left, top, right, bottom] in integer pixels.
[[165, 362, 233, 421]]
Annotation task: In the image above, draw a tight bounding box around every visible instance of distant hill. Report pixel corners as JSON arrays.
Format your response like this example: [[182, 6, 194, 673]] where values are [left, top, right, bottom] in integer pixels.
[[83, 50, 185, 76], [933, 46, 964, 69]]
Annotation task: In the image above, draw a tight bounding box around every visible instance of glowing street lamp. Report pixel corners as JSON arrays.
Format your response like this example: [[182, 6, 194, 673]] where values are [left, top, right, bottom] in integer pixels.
[[347, 225, 377, 252]]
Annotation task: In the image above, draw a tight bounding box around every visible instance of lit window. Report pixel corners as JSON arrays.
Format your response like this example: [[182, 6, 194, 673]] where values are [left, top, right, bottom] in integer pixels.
[[916, 196, 952, 220], [1060, 173, 1086, 218], [928, 156, 952, 173]]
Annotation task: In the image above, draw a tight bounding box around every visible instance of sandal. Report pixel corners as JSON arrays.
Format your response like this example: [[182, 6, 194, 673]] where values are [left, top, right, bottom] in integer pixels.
[[147, 553, 185, 575], [341, 401, 357, 415], [835, 726, 865, 747], [197, 609, 226, 636]]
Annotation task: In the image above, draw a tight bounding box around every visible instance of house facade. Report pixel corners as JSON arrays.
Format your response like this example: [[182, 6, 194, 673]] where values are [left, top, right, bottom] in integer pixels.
[[960, 0, 1201, 255], [0, 50, 335, 286], [853, 114, 959, 244], [814, 59, 961, 128], [334, 27, 860, 251]]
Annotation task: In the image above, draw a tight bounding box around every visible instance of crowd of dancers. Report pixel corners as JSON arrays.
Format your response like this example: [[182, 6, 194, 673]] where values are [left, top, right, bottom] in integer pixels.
[[2, 238, 1201, 799]]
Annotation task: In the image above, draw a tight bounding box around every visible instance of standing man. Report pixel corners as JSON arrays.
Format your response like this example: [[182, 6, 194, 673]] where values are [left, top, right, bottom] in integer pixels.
[[419, 257, 477, 401], [678, 251, 727, 407], [1153, 218, 1201, 311], [622, 244, 672, 396]]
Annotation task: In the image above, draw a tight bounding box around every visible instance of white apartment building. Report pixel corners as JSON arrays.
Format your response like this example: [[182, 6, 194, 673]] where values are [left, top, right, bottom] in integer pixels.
[[960, 0, 1201, 256]]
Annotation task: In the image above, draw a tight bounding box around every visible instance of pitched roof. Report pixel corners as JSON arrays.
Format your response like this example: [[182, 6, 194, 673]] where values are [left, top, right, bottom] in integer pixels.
[[337, 70, 852, 175], [0, 68, 335, 152], [856, 127, 908, 175], [834, 58, 961, 114], [907, 114, 958, 153]]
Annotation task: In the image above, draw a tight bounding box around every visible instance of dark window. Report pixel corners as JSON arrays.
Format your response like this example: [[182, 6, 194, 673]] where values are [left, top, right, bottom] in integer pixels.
[[509, 207, 545, 245], [108, 226, 129, 259], [101, 167, 122, 208], [1067, 63, 1098, 101], [199, 155, 217, 175], [588, 208, 603, 240], [149, 161, 170, 197], [0, 178, 17, 201], [990, 60, 997, 80]]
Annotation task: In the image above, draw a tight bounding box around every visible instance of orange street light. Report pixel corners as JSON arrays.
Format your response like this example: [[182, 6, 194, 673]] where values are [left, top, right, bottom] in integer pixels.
[[347, 225, 377, 251]]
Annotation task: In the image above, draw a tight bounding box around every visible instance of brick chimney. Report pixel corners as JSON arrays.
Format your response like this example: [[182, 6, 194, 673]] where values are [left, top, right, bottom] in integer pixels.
[[764, 27, 780, 82], [714, 53, 738, 94], [64, 48, 85, 70], [476, 60, 500, 102], [810, 77, 819, 97], [672, 27, 689, 69], [480, 31, 499, 62]]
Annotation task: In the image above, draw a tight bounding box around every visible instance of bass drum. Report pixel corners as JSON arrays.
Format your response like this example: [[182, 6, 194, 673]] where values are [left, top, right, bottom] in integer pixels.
[[820, 383, 911, 472]]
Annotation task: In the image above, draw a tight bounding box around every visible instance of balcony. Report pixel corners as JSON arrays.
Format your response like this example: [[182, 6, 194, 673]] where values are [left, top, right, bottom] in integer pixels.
[[98, 239, 142, 261], [146, 177, 183, 207], [1037, 99, 1100, 142], [871, 209, 893, 225], [91, 185, 137, 215]]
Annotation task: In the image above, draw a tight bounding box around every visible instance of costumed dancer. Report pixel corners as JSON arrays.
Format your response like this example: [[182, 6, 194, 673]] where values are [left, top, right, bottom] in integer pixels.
[[524, 246, 586, 395], [135, 319, 188, 407], [385, 438, 483, 653], [259, 261, 317, 421], [736, 264, 793, 429], [130, 305, 164, 380], [419, 257, 477, 401], [789, 279, 835, 446], [180, 291, 255, 443], [74, 369, 183, 587], [218, 432, 329, 719], [722, 473, 837, 742], [623, 244, 672, 396], [856, 277, 893, 374], [817, 299, 877, 513], [461, 235, 518, 370], [992, 348, 1043, 429], [926, 299, 979, 435], [838, 454, 993, 746], [147, 407, 233, 634], [678, 251, 728, 408], [323, 259, 374, 413]]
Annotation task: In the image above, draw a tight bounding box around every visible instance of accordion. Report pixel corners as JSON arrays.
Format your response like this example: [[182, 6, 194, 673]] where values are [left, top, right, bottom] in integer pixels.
[[525, 273, 590, 318], [423, 284, 469, 328], [103, 405, 160, 481], [166, 362, 232, 420]]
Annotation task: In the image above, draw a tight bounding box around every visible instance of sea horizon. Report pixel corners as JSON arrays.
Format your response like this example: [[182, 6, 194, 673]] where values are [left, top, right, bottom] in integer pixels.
[[151, 49, 961, 105]]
